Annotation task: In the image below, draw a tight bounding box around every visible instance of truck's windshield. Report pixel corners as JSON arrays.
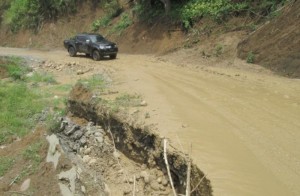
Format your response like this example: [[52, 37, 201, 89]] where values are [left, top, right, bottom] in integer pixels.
[[89, 35, 105, 43]]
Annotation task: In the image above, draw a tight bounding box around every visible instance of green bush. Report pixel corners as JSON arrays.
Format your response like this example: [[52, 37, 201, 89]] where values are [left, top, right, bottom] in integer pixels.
[[110, 13, 133, 35], [247, 51, 255, 63], [91, 15, 112, 32], [180, 0, 248, 28], [4, 0, 77, 32]]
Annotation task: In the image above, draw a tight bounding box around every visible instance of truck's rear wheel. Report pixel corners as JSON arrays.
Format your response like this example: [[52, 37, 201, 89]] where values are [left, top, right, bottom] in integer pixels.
[[92, 50, 101, 61], [68, 47, 76, 57]]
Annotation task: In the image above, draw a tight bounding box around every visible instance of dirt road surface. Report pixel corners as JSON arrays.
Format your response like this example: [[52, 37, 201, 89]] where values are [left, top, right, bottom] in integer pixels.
[[1, 47, 300, 196]]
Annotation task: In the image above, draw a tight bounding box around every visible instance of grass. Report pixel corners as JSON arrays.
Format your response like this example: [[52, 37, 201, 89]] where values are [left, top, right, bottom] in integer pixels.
[[0, 56, 30, 80], [18, 141, 44, 180], [78, 74, 107, 91], [27, 71, 57, 84], [0, 156, 15, 176], [23, 142, 42, 165], [0, 82, 45, 144], [107, 93, 142, 112], [0, 56, 63, 144]]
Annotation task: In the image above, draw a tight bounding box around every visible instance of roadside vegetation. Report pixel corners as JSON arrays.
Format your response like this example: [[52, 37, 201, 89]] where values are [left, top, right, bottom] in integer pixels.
[[1, 0, 289, 34], [0, 56, 64, 145]]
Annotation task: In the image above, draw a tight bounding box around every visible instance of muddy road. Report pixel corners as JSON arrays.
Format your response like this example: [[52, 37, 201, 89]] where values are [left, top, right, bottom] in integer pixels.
[[1, 47, 300, 196]]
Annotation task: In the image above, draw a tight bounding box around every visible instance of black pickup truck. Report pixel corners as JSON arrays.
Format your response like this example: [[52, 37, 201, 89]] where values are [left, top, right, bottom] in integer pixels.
[[63, 33, 118, 61]]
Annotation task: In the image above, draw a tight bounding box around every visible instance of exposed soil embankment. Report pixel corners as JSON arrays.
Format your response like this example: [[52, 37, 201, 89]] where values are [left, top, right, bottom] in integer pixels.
[[67, 83, 213, 195], [237, 1, 300, 78]]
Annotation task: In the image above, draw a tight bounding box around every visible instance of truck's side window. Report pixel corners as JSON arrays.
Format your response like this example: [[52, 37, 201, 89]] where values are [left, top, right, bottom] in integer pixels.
[[77, 36, 86, 42]]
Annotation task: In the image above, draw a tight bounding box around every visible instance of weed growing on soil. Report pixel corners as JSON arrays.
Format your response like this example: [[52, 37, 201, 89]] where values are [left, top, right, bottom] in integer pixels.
[[17, 141, 44, 180], [214, 44, 224, 57], [0, 157, 15, 176], [247, 51, 255, 63], [110, 13, 133, 35], [0, 82, 45, 144], [0, 56, 30, 80], [23, 142, 42, 164], [50, 84, 73, 92], [91, 15, 112, 32], [115, 93, 142, 107], [27, 71, 57, 84], [102, 93, 142, 112], [79, 74, 107, 91]]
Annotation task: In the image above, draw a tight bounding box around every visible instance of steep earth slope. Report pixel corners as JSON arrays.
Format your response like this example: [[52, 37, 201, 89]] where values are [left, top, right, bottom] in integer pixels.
[[238, 0, 300, 78]]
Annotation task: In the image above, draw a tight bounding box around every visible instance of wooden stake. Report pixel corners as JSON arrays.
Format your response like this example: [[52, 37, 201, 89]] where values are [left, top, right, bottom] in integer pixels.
[[164, 138, 177, 196]]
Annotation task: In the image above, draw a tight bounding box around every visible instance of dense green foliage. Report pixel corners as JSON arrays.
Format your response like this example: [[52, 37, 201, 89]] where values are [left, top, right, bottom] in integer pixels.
[[180, 0, 248, 28], [135, 0, 288, 29], [1, 0, 288, 32], [91, 0, 122, 32], [4, 0, 77, 32], [110, 13, 133, 35]]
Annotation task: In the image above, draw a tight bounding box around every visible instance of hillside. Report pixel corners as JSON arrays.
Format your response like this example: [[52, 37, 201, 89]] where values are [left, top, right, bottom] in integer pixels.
[[238, 0, 300, 78]]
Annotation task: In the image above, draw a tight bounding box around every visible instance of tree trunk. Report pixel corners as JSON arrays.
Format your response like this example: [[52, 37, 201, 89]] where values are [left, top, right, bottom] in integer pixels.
[[159, 0, 171, 14]]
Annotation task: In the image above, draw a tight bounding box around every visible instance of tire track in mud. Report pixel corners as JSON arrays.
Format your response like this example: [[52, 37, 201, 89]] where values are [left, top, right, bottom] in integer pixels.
[[138, 64, 300, 195]]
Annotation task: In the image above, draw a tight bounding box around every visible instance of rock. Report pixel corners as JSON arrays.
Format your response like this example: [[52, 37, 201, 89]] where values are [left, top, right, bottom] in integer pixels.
[[94, 132, 103, 137], [150, 181, 160, 191], [157, 177, 162, 184], [104, 183, 111, 195], [124, 187, 131, 194], [84, 147, 92, 155], [113, 151, 120, 159], [72, 143, 80, 151], [88, 158, 97, 166], [141, 164, 147, 170], [20, 178, 31, 192], [129, 178, 134, 183], [77, 70, 84, 75], [162, 178, 168, 186], [140, 171, 150, 184], [95, 137, 103, 144], [79, 136, 87, 146], [71, 130, 83, 140], [160, 185, 166, 191], [140, 100, 148, 106], [108, 160, 114, 166], [81, 185, 86, 193], [59, 120, 68, 132], [118, 169, 123, 175], [64, 125, 80, 135], [82, 155, 91, 163]]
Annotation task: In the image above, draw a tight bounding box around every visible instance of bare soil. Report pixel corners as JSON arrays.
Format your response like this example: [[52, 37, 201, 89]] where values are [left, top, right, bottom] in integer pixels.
[[238, 0, 300, 78]]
